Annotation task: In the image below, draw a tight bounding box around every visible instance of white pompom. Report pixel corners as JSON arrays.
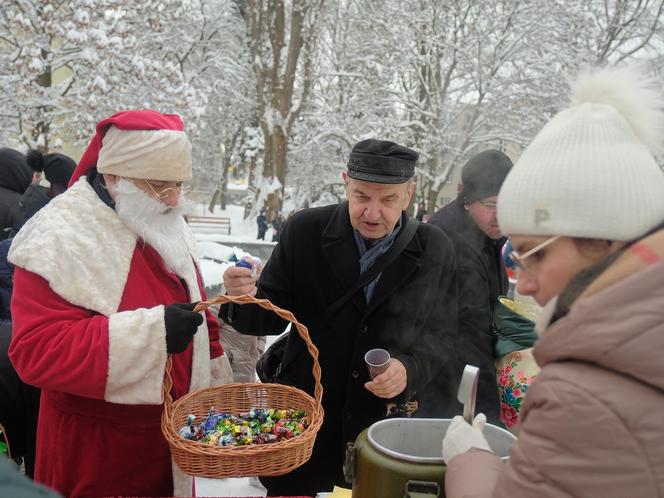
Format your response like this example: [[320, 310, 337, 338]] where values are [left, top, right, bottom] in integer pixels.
[[571, 66, 664, 154]]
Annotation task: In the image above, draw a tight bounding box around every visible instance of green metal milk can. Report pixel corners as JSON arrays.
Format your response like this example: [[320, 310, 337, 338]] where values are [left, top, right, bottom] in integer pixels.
[[344, 418, 515, 498]]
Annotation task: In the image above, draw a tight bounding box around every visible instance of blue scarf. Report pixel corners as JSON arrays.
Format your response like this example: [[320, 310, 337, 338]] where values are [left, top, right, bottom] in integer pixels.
[[353, 217, 402, 303]]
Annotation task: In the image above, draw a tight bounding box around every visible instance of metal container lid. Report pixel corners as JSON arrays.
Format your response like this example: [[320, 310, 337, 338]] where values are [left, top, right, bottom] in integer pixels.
[[367, 418, 515, 464]]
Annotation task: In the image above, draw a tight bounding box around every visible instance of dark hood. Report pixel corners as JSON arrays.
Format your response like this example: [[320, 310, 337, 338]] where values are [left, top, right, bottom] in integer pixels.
[[0, 148, 31, 194]]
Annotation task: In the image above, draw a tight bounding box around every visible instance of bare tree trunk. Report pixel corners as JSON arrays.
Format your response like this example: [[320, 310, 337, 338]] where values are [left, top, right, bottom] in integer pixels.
[[245, 0, 324, 219], [427, 187, 439, 213], [245, 153, 258, 220]]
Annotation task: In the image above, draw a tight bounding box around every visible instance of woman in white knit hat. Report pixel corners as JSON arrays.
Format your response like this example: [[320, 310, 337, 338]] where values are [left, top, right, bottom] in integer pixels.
[[441, 65, 664, 498]]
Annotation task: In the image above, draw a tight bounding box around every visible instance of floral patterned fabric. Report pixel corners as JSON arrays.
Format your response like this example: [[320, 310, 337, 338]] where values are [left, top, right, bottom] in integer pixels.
[[496, 348, 540, 432]]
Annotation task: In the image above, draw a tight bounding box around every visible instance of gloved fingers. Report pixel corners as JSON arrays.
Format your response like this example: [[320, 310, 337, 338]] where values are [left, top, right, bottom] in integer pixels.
[[170, 303, 204, 326], [191, 312, 204, 327], [446, 415, 468, 435], [173, 302, 199, 312], [472, 413, 487, 431]]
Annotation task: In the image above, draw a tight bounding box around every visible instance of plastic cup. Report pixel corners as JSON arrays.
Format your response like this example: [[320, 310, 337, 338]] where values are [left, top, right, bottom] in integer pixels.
[[365, 348, 391, 380]]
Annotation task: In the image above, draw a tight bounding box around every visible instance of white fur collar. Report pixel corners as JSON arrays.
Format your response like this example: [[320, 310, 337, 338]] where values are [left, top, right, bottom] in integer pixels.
[[9, 178, 137, 316], [9, 177, 202, 315], [9, 177, 211, 393]]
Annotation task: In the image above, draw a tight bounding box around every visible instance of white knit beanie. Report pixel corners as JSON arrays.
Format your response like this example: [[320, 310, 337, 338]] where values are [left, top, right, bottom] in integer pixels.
[[498, 66, 664, 241]]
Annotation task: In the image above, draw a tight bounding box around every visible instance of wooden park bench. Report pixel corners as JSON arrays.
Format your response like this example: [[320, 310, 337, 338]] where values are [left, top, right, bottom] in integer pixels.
[[186, 215, 232, 235]]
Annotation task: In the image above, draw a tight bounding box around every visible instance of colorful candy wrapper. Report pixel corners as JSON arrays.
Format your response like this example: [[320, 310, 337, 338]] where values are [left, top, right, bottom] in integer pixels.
[[178, 407, 308, 446], [235, 256, 258, 278]]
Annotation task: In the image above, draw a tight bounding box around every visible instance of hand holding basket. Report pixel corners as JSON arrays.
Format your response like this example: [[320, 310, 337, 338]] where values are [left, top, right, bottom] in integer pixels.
[[161, 294, 324, 478]]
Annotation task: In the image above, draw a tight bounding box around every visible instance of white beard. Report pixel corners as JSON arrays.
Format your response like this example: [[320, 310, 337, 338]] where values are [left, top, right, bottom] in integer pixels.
[[112, 179, 193, 278]]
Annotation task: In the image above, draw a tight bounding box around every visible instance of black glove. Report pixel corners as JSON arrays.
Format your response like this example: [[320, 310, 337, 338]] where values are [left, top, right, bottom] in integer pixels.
[[165, 302, 204, 354]]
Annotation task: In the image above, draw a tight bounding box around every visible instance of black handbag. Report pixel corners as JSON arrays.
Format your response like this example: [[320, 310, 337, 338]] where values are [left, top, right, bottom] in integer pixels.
[[255, 219, 419, 383], [256, 332, 289, 382]]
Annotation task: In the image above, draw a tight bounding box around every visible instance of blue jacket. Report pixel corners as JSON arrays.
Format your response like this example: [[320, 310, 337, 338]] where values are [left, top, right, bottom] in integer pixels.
[[0, 239, 13, 322]]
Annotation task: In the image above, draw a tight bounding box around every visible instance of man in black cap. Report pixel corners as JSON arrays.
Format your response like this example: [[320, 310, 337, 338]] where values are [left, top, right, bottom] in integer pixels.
[[427, 149, 513, 424], [221, 139, 459, 496]]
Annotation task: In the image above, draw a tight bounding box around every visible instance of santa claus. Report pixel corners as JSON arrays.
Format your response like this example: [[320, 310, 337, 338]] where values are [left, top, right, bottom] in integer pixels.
[[8, 110, 232, 497]]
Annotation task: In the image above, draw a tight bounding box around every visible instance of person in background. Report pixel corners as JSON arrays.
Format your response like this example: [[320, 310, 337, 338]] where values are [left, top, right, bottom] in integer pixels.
[[426, 150, 512, 423], [220, 139, 459, 496], [8, 110, 232, 497], [0, 457, 60, 498], [8, 150, 76, 234], [0, 240, 12, 323], [256, 207, 268, 240], [219, 322, 267, 382], [442, 66, 664, 498], [415, 201, 426, 221], [0, 149, 31, 240], [0, 149, 76, 478], [272, 210, 286, 242], [0, 317, 40, 479], [211, 258, 267, 383]]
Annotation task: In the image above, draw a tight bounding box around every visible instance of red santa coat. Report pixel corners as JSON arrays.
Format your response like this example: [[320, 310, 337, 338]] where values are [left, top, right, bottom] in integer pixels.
[[8, 178, 229, 497]]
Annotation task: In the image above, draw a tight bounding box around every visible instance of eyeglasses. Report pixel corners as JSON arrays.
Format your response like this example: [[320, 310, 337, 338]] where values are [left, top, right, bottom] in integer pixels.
[[478, 200, 498, 210], [509, 235, 561, 276], [142, 179, 192, 200]]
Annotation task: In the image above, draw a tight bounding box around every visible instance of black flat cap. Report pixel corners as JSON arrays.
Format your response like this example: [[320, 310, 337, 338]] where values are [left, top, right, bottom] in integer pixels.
[[461, 149, 513, 203], [347, 139, 418, 184]]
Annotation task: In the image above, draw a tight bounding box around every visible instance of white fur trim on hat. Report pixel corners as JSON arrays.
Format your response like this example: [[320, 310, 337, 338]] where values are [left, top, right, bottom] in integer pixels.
[[97, 126, 192, 181], [498, 66, 664, 241]]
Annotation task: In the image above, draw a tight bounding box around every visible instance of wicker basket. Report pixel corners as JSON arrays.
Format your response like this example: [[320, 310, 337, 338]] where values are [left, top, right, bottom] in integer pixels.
[[161, 294, 324, 478]]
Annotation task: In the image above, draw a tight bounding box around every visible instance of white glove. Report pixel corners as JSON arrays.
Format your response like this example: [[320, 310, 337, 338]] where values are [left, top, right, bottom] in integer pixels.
[[442, 413, 492, 464]]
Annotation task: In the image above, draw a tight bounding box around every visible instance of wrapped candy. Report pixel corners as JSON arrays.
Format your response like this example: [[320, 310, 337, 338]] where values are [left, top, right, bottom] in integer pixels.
[[178, 426, 193, 439], [178, 407, 309, 446], [235, 256, 259, 278], [219, 434, 234, 446], [203, 407, 221, 431]]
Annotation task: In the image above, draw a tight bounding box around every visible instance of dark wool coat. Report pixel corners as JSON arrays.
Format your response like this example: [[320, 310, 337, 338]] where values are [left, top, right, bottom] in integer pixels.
[[8, 185, 52, 233], [0, 239, 12, 322], [427, 197, 508, 424], [0, 188, 23, 241], [0, 321, 40, 477], [222, 202, 459, 496], [0, 152, 32, 241]]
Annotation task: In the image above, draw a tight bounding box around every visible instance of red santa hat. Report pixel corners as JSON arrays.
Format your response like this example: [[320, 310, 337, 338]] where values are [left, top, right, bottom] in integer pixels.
[[68, 109, 192, 187]]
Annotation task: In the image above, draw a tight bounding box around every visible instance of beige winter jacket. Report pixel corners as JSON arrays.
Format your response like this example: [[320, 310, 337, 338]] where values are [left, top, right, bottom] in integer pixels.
[[445, 228, 664, 498]]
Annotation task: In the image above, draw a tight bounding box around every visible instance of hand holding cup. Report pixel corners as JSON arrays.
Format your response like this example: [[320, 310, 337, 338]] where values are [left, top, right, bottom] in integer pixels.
[[364, 349, 407, 399], [365, 348, 391, 379]]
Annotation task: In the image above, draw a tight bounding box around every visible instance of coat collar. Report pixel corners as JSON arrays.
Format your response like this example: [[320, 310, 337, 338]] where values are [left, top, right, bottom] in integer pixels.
[[365, 219, 422, 317], [9, 178, 136, 315], [320, 203, 423, 317], [9, 177, 202, 316]]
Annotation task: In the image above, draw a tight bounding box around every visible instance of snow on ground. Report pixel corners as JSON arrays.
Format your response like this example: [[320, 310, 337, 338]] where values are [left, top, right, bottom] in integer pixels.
[[196, 241, 260, 289], [189, 202, 275, 289], [195, 476, 267, 497], [187, 202, 278, 245]]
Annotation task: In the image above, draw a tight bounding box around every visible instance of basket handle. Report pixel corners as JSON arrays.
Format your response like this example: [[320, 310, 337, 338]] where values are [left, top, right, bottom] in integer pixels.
[[163, 294, 323, 417]]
